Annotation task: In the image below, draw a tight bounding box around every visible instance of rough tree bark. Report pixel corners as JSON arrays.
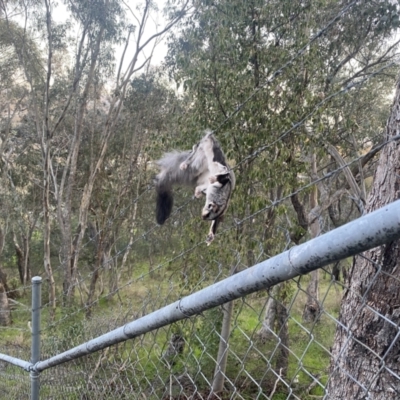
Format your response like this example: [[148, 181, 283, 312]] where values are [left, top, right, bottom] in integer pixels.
[[325, 78, 400, 399]]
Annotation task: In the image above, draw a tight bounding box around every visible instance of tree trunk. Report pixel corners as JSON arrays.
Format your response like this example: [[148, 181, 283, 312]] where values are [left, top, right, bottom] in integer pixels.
[[13, 233, 31, 285], [43, 143, 56, 316], [275, 301, 289, 379], [303, 154, 321, 322], [303, 269, 320, 322], [0, 227, 11, 325], [325, 78, 400, 399], [256, 284, 289, 377], [85, 222, 104, 317], [107, 251, 117, 298], [14, 238, 24, 284], [211, 300, 234, 394], [22, 234, 31, 285], [59, 24, 106, 303], [257, 285, 279, 342], [0, 281, 11, 326], [331, 261, 340, 282], [211, 264, 239, 394]]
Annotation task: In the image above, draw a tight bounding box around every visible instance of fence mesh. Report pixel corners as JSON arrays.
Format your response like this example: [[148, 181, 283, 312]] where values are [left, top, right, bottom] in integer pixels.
[[0, 345, 30, 399], [2, 246, 398, 399], [1, 0, 400, 398]]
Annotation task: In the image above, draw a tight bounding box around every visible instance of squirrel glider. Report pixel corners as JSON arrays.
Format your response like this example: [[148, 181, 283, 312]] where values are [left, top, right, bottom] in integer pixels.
[[155, 131, 235, 245]]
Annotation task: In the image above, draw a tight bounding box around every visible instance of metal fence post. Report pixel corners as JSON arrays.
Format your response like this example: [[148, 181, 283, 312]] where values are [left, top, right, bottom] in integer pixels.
[[31, 276, 42, 400]]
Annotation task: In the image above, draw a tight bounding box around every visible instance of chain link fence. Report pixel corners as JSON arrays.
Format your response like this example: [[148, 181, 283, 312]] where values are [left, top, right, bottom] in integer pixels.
[[1, 0, 400, 398], [1, 200, 400, 399]]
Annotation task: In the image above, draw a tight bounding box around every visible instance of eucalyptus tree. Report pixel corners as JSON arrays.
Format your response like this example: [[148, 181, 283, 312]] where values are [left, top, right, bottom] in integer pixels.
[[0, 0, 190, 314], [167, 0, 400, 253], [82, 70, 181, 312], [325, 73, 400, 400], [166, 0, 400, 388], [0, 1, 45, 322]]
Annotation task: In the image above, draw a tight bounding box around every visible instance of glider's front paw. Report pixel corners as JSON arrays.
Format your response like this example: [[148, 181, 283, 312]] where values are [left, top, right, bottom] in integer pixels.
[[194, 188, 204, 198]]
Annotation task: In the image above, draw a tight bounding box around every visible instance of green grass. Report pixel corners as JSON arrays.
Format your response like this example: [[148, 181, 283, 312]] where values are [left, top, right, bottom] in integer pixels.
[[0, 263, 344, 399]]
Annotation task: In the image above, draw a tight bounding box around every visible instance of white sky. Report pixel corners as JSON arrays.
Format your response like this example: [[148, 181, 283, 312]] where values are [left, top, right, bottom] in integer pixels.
[[52, 0, 169, 69]]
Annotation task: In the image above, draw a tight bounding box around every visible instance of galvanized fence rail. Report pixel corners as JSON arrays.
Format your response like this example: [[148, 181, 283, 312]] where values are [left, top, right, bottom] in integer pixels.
[[1, 200, 400, 399]]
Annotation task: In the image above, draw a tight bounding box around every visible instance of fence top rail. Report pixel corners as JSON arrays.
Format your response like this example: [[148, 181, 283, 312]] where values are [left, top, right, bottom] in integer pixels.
[[27, 199, 400, 372], [0, 353, 32, 372], [0, 201, 399, 374]]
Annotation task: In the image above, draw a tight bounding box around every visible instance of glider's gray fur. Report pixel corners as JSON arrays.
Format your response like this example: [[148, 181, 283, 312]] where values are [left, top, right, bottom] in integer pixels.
[[155, 131, 235, 244]]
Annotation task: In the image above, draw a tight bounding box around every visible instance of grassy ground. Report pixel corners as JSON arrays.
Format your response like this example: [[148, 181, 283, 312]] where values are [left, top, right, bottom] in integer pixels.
[[0, 262, 345, 399]]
